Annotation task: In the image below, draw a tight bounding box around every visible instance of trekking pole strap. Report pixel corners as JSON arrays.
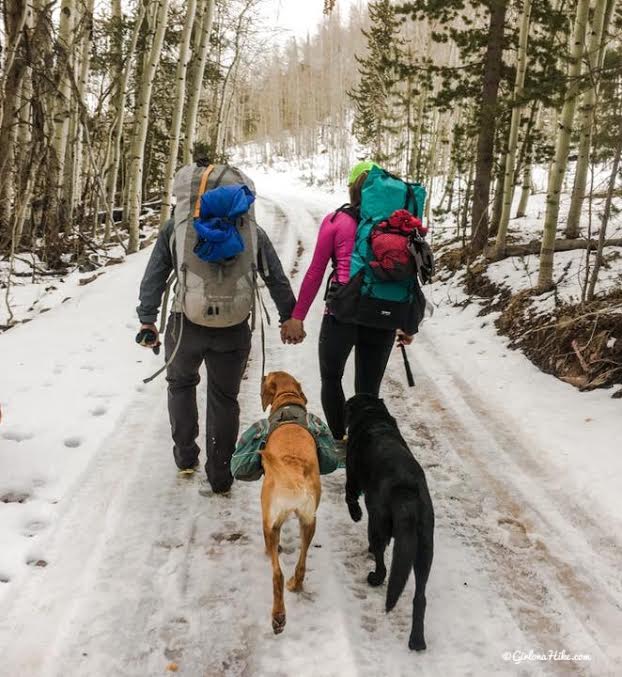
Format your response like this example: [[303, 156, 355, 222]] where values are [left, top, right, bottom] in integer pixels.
[[159, 274, 176, 334], [143, 267, 189, 384], [254, 285, 267, 380], [143, 312, 184, 384]]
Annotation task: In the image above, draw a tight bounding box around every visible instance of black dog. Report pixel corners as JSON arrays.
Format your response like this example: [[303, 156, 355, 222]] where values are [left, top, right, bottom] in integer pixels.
[[345, 394, 434, 651]]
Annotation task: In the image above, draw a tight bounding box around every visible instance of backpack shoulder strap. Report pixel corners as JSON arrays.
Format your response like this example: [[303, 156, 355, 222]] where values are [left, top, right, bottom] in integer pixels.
[[331, 203, 359, 222], [193, 165, 214, 218]]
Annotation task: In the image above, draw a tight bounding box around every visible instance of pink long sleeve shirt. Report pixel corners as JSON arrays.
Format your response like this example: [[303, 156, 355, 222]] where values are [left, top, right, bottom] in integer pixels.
[[292, 210, 357, 321]]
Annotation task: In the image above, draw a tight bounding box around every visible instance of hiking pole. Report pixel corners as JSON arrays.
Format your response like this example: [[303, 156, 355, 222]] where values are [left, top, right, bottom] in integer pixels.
[[400, 344, 415, 388]]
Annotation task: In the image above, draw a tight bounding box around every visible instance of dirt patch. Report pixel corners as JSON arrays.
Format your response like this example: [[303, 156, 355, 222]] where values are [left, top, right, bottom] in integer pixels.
[[463, 264, 512, 314], [444, 253, 622, 395], [497, 290, 622, 393], [289, 240, 305, 278]]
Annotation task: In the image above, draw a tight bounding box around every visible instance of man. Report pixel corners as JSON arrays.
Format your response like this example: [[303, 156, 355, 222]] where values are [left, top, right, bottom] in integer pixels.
[[137, 162, 304, 494]]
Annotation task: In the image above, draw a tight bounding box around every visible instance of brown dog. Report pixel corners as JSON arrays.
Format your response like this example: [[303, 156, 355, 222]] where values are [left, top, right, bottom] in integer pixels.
[[260, 371, 321, 634]]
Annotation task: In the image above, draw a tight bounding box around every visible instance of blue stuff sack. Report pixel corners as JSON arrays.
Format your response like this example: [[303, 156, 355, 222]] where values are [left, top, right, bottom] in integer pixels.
[[231, 415, 340, 482], [193, 184, 255, 263]]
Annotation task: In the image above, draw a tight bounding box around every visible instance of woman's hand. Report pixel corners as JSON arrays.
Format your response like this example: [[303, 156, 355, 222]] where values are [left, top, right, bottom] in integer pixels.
[[396, 330, 414, 347], [281, 318, 306, 345]]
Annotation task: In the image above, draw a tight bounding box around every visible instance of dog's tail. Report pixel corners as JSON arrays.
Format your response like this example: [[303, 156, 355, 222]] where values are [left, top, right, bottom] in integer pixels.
[[386, 488, 418, 612]]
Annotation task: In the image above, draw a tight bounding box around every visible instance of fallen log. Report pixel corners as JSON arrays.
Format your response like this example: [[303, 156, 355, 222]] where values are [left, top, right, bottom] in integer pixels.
[[491, 238, 622, 258]]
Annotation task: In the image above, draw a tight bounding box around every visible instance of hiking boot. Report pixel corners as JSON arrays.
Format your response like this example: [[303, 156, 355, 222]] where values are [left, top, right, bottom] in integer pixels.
[[174, 444, 201, 472], [198, 477, 232, 497], [177, 460, 199, 477]]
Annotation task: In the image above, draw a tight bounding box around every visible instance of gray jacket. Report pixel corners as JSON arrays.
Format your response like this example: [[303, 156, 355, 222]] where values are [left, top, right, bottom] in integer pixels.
[[137, 219, 296, 325]]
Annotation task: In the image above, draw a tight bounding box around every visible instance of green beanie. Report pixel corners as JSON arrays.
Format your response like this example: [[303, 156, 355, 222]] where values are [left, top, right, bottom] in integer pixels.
[[348, 160, 378, 186]]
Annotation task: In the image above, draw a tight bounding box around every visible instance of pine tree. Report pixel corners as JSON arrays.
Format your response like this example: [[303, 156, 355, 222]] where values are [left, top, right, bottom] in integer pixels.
[[349, 0, 404, 166]]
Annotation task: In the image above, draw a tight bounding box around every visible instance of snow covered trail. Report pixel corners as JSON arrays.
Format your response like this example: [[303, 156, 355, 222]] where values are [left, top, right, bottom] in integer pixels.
[[0, 174, 620, 676]]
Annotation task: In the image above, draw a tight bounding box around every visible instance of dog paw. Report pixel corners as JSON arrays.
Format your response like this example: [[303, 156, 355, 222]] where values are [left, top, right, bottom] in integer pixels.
[[286, 577, 303, 592], [367, 570, 385, 587], [272, 612, 286, 634], [348, 502, 362, 522], [409, 635, 426, 651]]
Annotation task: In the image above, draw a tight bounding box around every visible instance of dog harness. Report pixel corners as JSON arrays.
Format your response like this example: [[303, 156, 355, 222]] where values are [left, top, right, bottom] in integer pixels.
[[267, 403, 309, 437]]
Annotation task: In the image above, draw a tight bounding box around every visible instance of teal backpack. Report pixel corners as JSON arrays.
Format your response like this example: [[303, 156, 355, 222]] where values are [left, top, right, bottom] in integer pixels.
[[328, 166, 429, 334]]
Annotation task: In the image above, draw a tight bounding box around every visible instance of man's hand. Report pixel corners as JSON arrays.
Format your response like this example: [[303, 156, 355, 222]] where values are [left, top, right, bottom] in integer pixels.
[[136, 323, 161, 350], [280, 318, 306, 345], [396, 330, 414, 347]]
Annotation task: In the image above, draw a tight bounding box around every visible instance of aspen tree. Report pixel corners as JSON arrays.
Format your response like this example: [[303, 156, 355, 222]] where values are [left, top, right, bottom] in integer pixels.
[[67, 0, 95, 223], [183, 0, 216, 163], [50, 0, 75, 234], [586, 130, 622, 302], [564, 0, 613, 238], [104, 0, 147, 243], [126, 0, 170, 253], [160, 0, 198, 226], [538, 0, 590, 290], [494, 0, 533, 257]]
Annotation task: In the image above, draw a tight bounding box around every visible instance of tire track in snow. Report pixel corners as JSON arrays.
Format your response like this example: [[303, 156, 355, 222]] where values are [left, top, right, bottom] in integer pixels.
[[382, 340, 622, 675], [253, 190, 538, 676]]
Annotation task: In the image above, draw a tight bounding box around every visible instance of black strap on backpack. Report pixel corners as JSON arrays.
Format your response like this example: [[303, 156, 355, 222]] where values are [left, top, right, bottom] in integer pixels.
[[404, 184, 418, 215], [331, 203, 359, 222], [324, 204, 358, 300]]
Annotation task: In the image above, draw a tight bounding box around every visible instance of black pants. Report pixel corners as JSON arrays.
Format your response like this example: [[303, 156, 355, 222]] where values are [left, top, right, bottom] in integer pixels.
[[165, 313, 251, 491], [318, 314, 394, 440]]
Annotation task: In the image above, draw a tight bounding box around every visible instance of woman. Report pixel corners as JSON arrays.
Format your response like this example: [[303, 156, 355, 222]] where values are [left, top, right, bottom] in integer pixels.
[[283, 161, 413, 445]]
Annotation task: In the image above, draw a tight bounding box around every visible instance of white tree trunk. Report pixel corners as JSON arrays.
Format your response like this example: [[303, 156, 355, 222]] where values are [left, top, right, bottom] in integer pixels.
[[51, 0, 75, 234], [515, 161, 531, 218], [494, 0, 532, 257], [104, 0, 146, 243], [159, 0, 198, 226], [66, 0, 95, 223], [537, 0, 590, 290], [564, 0, 612, 238], [182, 0, 215, 163], [127, 0, 171, 253], [586, 126, 622, 301]]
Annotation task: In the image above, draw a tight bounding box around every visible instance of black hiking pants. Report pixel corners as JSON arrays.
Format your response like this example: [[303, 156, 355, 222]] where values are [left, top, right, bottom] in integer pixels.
[[318, 314, 395, 441], [165, 313, 251, 491]]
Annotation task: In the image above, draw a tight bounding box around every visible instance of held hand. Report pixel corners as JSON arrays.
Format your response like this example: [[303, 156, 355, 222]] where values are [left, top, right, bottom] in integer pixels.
[[396, 330, 414, 347], [280, 318, 306, 345]]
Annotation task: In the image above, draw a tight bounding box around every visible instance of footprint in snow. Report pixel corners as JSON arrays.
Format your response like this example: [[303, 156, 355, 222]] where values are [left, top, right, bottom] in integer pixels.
[[23, 519, 48, 537], [211, 531, 248, 544], [26, 558, 48, 568], [497, 517, 532, 549], [89, 405, 108, 417], [1, 429, 34, 442], [1, 491, 30, 504], [63, 436, 83, 449], [361, 614, 377, 633], [0, 574, 10, 583]]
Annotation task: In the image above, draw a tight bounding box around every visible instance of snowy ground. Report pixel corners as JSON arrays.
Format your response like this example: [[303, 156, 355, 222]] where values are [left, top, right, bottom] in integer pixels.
[[1, 171, 621, 676]]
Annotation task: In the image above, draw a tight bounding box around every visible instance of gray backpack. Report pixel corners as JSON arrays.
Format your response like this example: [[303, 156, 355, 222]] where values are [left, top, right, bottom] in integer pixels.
[[171, 163, 258, 328]]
